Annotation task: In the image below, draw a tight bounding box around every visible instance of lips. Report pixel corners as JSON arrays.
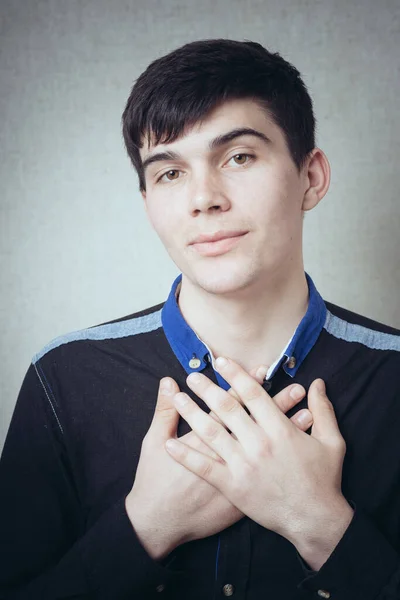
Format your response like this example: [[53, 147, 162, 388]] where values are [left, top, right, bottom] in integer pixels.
[[189, 231, 248, 257], [190, 230, 248, 245]]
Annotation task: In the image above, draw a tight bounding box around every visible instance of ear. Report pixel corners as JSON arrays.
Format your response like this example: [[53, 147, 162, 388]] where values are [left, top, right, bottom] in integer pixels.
[[301, 148, 331, 212]]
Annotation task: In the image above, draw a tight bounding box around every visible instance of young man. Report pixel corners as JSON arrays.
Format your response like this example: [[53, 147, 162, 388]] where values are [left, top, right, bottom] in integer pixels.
[[1, 39, 399, 600]]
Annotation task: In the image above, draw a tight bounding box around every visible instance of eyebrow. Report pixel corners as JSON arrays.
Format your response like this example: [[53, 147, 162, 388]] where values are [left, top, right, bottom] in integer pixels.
[[141, 127, 271, 174]]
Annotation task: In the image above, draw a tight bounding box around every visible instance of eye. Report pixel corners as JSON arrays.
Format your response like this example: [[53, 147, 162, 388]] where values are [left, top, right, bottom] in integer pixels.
[[228, 153, 254, 166], [156, 169, 181, 184]]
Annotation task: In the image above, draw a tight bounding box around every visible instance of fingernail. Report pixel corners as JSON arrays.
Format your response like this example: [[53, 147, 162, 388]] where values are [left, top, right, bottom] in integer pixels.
[[160, 378, 174, 395], [290, 385, 304, 401], [256, 366, 268, 381], [187, 372, 202, 384], [296, 411, 313, 427], [166, 439, 179, 452], [215, 356, 228, 369], [316, 379, 326, 395]]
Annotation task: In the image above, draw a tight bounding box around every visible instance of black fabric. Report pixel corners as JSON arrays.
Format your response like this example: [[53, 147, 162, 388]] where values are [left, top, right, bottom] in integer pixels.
[[1, 300, 400, 599]]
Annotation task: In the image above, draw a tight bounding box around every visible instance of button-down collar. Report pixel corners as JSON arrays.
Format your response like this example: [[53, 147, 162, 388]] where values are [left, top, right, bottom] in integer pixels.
[[161, 272, 327, 390]]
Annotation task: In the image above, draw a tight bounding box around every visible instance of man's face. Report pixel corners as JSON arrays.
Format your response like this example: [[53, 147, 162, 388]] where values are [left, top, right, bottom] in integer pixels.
[[140, 98, 312, 295]]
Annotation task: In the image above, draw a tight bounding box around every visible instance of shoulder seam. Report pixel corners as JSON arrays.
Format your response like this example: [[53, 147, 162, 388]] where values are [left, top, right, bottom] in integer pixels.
[[33, 361, 64, 435], [324, 310, 400, 352], [33, 307, 163, 363]]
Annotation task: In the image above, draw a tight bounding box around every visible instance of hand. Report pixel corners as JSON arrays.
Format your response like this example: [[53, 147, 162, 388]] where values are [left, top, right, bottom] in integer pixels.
[[210, 363, 313, 433], [125, 365, 313, 561], [165, 357, 354, 570]]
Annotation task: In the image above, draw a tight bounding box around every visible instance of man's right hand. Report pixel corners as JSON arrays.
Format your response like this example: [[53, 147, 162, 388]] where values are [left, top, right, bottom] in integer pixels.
[[125, 369, 312, 562]]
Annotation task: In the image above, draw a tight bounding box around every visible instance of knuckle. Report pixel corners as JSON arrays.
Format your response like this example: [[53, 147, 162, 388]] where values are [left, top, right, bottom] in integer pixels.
[[199, 458, 214, 479], [227, 387, 240, 401], [219, 394, 239, 413], [329, 434, 346, 454], [185, 432, 201, 450], [157, 405, 176, 420], [242, 380, 262, 404], [203, 420, 220, 439], [254, 436, 272, 459], [209, 410, 224, 425], [273, 422, 293, 443], [335, 436, 347, 453]]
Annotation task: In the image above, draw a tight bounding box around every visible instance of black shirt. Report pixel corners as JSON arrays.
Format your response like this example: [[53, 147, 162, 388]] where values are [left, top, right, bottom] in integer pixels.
[[1, 272, 400, 599]]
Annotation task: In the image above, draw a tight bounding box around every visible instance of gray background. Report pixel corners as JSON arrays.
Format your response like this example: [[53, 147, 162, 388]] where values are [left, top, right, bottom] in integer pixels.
[[1, 0, 399, 451]]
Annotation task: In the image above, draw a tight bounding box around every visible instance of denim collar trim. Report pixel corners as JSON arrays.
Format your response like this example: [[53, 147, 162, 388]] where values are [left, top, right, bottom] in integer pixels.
[[161, 273, 326, 391]]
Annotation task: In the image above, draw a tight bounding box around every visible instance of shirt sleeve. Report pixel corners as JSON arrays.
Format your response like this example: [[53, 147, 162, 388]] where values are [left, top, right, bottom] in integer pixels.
[[0, 363, 184, 600], [296, 502, 400, 600]]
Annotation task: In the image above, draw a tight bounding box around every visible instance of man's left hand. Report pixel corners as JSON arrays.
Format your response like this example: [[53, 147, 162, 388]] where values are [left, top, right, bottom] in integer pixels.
[[165, 356, 354, 570]]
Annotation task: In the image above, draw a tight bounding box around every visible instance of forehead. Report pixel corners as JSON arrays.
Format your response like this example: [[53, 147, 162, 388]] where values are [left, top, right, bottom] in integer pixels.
[[139, 98, 282, 158]]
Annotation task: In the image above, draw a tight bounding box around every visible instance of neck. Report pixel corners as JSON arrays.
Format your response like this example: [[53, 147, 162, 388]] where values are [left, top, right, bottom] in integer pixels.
[[178, 268, 309, 374]]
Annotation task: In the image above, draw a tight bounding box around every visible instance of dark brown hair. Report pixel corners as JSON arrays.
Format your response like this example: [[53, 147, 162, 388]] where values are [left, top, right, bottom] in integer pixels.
[[121, 39, 316, 191]]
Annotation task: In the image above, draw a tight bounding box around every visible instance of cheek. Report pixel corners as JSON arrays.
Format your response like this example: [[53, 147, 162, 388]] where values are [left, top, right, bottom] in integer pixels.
[[240, 171, 301, 247], [146, 204, 182, 249], [241, 174, 292, 224]]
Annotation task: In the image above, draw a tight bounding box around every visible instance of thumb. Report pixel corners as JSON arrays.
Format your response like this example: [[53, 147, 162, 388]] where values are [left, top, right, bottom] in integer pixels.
[[149, 377, 180, 442], [308, 379, 342, 443]]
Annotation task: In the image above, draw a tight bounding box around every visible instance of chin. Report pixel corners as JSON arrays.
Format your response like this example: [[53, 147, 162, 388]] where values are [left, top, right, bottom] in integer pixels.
[[188, 264, 259, 296]]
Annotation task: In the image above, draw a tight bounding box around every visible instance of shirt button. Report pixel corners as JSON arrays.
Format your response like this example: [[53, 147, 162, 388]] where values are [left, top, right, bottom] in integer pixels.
[[156, 584, 166, 592], [222, 583, 235, 596], [317, 590, 330, 599], [286, 356, 297, 369], [189, 357, 201, 369]]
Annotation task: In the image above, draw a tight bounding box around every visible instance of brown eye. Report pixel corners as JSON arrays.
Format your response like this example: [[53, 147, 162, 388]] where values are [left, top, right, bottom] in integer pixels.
[[233, 154, 248, 165], [165, 170, 179, 180]]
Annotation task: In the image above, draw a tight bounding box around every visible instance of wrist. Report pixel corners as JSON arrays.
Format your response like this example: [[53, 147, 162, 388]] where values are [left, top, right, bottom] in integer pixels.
[[289, 497, 354, 571], [125, 494, 178, 562]]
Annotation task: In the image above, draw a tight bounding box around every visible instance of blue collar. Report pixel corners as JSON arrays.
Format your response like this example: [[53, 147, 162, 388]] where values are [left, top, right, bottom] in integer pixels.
[[161, 273, 327, 391]]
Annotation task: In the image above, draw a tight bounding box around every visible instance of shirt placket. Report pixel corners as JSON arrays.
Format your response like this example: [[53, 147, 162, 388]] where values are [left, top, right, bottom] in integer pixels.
[[214, 516, 252, 599]]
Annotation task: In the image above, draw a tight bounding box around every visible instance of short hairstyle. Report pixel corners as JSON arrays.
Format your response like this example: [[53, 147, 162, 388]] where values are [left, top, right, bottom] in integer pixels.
[[121, 39, 316, 192]]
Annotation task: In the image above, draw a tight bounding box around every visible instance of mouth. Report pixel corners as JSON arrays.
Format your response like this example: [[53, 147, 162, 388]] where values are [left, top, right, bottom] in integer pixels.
[[189, 231, 248, 257]]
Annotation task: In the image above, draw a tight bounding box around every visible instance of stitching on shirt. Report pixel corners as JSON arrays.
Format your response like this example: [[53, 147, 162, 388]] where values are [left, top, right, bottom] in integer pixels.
[[33, 361, 64, 435], [38, 363, 59, 409]]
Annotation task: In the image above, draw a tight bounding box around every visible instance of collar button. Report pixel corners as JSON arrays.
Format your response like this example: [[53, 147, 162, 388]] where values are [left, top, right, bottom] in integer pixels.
[[189, 357, 201, 369], [286, 356, 297, 369]]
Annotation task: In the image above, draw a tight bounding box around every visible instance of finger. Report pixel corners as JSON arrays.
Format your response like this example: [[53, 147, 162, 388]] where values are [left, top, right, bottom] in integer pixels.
[[165, 437, 227, 490], [209, 409, 239, 441], [210, 365, 269, 427], [214, 357, 285, 431], [308, 379, 344, 444], [149, 377, 180, 442], [172, 391, 239, 463], [249, 364, 269, 384], [290, 408, 313, 431], [186, 372, 258, 446], [180, 411, 227, 455], [272, 384, 306, 415], [209, 409, 225, 425], [271, 384, 314, 431], [212, 372, 310, 433], [183, 430, 225, 463]]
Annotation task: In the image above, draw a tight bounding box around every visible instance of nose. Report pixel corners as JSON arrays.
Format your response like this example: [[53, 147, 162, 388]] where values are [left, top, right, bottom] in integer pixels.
[[189, 173, 231, 216]]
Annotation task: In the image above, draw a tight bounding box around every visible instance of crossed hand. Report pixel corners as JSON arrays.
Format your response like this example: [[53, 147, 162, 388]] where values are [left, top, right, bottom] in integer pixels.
[[127, 358, 353, 569]]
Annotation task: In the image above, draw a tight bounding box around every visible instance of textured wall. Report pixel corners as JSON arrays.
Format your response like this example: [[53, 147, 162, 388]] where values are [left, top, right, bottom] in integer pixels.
[[1, 0, 399, 449]]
